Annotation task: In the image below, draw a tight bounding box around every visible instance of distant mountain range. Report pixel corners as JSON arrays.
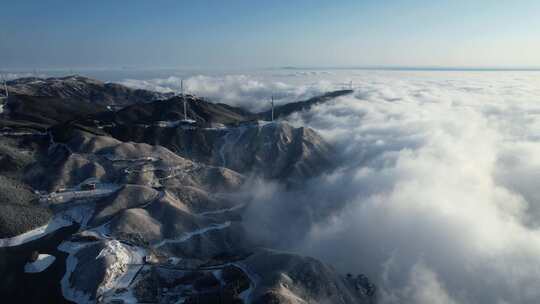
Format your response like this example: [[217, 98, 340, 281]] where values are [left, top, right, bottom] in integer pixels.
[[6, 75, 173, 106]]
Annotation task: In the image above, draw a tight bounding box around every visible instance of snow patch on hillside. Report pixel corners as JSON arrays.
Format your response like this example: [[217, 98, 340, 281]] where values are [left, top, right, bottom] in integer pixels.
[[0, 216, 72, 247], [59, 241, 94, 304], [155, 221, 231, 248], [24, 254, 56, 273]]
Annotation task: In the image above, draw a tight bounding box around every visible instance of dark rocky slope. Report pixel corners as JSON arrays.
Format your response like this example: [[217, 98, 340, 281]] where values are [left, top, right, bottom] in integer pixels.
[[66, 94, 335, 181], [1, 95, 107, 130]]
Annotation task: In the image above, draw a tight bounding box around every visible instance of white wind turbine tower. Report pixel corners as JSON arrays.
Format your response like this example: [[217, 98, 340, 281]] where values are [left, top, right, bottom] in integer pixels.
[[181, 79, 187, 120], [0, 74, 8, 99], [270, 95, 274, 122], [0, 74, 8, 114]]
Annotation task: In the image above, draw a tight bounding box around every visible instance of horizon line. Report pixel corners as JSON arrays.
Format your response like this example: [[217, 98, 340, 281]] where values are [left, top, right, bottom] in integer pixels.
[[2, 65, 540, 73]]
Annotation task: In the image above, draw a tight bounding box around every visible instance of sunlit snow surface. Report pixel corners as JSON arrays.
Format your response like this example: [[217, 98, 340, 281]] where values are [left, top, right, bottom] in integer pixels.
[[59, 240, 146, 304], [24, 254, 56, 273]]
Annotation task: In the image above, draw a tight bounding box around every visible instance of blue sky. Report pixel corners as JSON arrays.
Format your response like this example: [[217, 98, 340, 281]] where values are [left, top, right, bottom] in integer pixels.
[[1, 0, 539, 69]]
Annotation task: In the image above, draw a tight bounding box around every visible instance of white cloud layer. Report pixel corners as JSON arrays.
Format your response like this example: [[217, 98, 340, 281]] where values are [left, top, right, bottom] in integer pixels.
[[2, 72, 48, 81], [238, 71, 540, 304], [125, 69, 540, 303]]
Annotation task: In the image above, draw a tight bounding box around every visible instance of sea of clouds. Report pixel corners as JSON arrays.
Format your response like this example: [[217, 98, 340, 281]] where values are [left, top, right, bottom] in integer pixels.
[[119, 71, 341, 112], [123, 69, 540, 303]]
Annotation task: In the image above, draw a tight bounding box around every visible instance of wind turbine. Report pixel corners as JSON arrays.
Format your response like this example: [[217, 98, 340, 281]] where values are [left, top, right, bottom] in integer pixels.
[[0, 74, 8, 115], [181, 79, 187, 120], [270, 95, 274, 122], [0, 74, 8, 99]]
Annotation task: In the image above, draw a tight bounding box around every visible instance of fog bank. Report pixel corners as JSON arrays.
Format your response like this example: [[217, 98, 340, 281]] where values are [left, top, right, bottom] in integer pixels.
[[126, 70, 540, 303], [242, 71, 540, 303]]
